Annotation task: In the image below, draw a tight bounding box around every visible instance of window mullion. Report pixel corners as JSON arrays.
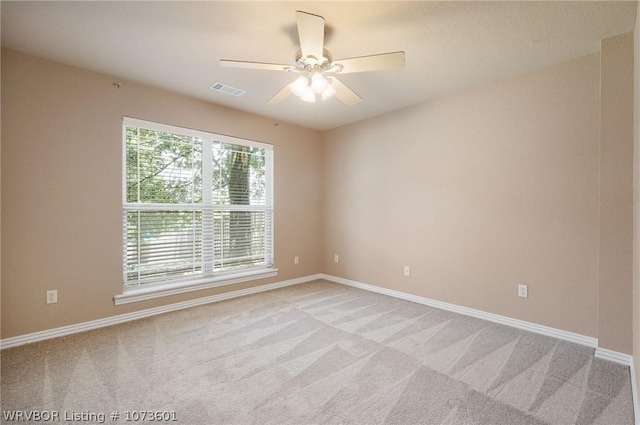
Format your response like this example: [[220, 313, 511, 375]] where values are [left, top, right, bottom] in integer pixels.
[[265, 149, 274, 266], [202, 139, 214, 274], [136, 127, 141, 203], [136, 210, 141, 285]]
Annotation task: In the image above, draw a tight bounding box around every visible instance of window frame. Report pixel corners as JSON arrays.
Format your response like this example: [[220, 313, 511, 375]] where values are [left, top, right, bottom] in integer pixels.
[[115, 117, 276, 305]]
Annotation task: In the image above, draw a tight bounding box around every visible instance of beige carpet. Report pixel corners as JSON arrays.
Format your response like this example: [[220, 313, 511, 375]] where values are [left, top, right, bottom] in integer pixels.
[[1, 280, 635, 424]]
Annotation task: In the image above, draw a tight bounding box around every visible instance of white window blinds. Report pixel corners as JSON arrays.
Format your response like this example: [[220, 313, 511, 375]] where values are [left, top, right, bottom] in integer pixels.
[[122, 117, 273, 289]]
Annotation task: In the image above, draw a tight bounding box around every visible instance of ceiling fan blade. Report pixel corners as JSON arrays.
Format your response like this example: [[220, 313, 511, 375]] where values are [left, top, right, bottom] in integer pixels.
[[296, 11, 324, 60], [333, 51, 405, 74], [330, 77, 362, 106], [267, 85, 292, 104], [220, 60, 291, 72]]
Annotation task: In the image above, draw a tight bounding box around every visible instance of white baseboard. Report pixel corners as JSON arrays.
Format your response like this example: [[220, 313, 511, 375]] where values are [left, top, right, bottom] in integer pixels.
[[321, 274, 598, 348], [0, 273, 323, 350], [591, 348, 640, 425], [594, 347, 634, 366], [630, 361, 640, 425], [0, 272, 612, 352]]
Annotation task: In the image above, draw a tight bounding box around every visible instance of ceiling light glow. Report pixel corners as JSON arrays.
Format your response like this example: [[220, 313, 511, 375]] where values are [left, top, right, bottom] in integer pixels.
[[289, 71, 336, 103], [311, 72, 329, 94], [321, 80, 336, 100], [289, 76, 309, 97]]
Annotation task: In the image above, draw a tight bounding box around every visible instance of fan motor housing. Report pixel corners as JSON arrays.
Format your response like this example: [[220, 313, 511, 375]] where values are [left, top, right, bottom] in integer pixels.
[[295, 48, 333, 70]]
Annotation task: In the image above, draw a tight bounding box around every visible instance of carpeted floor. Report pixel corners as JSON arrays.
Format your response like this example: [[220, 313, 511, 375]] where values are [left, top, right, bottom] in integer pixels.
[[1, 280, 635, 424]]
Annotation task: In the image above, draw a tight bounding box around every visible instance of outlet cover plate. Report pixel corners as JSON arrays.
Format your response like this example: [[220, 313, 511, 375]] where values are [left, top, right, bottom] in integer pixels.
[[518, 284, 528, 298], [46, 290, 58, 304]]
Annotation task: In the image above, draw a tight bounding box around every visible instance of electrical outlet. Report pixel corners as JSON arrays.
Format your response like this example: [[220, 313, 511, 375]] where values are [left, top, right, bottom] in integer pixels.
[[294, 256, 299, 265], [46, 290, 58, 304], [403, 266, 411, 276], [334, 254, 339, 263], [518, 284, 528, 298]]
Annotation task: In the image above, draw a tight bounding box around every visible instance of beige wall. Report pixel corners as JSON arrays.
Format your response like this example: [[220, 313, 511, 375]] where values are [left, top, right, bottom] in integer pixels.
[[323, 54, 602, 337], [1, 49, 323, 339], [598, 33, 634, 355]]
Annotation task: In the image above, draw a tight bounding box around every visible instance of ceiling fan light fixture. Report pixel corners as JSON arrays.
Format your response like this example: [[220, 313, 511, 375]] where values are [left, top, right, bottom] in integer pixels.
[[289, 75, 309, 97], [220, 11, 403, 106], [327, 63, 344, 74], [306, 55, 319, 66], [311, 72, 329, 94], [321, 80, 336, 100]]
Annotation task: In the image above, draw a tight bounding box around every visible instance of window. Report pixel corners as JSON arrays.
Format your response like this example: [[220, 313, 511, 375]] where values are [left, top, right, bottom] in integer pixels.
[[119, 117, 274, 302]]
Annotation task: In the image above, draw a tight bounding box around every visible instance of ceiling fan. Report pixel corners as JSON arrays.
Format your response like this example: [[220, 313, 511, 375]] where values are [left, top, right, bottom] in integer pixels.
[[220, 11, 405, 105]]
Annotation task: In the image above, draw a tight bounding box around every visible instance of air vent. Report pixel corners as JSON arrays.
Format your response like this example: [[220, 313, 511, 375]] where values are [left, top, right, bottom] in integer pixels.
[[209, 82, 246, 97]]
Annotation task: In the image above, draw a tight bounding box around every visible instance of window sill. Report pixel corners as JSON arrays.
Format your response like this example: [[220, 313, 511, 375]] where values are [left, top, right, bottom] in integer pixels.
[[113, 268, 279, 305]]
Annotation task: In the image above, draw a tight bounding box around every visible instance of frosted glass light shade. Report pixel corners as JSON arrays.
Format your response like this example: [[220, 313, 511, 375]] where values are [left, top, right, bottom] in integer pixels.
[[311, 72, 329, 94], [321, 82, 336, 100], [289, 76, 309, 97]]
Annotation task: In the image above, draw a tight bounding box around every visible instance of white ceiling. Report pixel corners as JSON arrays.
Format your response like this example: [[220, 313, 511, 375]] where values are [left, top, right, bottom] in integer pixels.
[[1, 1, 636, 131]]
